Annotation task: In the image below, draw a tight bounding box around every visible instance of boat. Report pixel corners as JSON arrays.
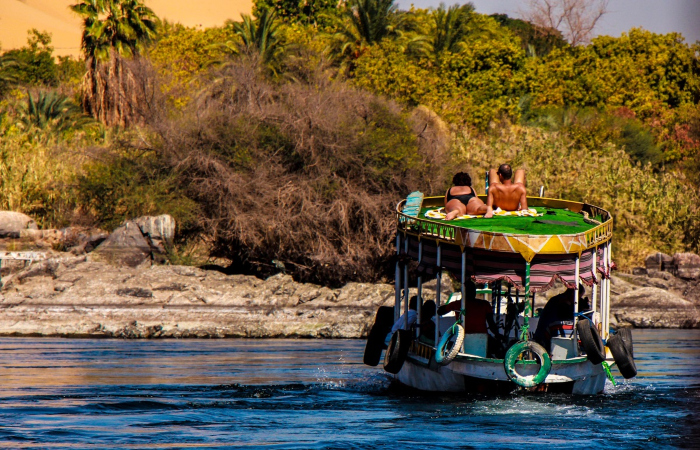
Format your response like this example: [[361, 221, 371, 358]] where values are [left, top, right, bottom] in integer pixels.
[[363, 191, 637, 395]]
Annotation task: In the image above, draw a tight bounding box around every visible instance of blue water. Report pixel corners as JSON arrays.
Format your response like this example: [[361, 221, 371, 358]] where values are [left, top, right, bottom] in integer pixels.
[[0, 329, 697, 449]]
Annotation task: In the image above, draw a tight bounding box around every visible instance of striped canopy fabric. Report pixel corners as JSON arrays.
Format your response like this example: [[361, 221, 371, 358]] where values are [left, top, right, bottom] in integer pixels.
[[403, 234, 610, 293]]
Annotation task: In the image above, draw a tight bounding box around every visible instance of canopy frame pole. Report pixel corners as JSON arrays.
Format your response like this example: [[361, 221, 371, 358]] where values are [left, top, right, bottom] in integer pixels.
[[603, 243, 609, 340], [435, 243, 442, 344], [403, 237, 410, 329], [416, 241, 423, 339], [592, 248, 598, 315], [461, 249, 466, 353], [604, 242, 612, 340], [394, 234, 401, 322], [519, 262, 532, 341], [573, 254, 580, 347]]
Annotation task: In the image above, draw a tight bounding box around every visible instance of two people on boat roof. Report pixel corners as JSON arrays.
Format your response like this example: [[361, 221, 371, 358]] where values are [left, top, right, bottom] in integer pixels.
[[444, 164, 527, 220]]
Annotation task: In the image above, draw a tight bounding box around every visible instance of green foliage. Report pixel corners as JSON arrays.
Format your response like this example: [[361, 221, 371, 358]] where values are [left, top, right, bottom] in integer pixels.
[[490, 13, 567, 56], [20, 91, 95, 134], [71, 0, 160, 61], [0, 100, 90, 227], [149, 24, 236, 106], [326, 0, 425, 61], [231, 8, 286, 70], [522, 106, 663, 166], [1, 30, 58, 88], [353, 19, 526, 128], [56, 55, 86, 86], [428, 3, 476, 57], [253, 0, 338, 26], [77, 149, 199, 231]]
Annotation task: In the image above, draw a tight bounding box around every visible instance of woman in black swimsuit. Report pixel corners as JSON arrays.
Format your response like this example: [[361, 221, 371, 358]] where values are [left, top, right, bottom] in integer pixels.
[[444, 172, 487, 220]]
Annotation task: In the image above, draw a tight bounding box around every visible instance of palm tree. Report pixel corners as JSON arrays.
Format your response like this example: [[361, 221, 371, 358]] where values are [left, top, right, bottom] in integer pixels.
[[0, 54, 19, 96], [328, 0, 427, 61], [222, 8, 285, 73], [329, 0, 401, 59], [70, 0, 159, 126], [429, 3, 475, 57]]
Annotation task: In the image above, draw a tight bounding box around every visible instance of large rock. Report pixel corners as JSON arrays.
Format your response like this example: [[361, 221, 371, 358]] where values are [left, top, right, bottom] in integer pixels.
[[612, 286, 699, 328], [673, 252, 700, 281], [134, 215, 175, 253], [62, 227, 109, 254], [645, 252, 674, 273], [0, 211, 38, 238], [90, 221, 152, 267]]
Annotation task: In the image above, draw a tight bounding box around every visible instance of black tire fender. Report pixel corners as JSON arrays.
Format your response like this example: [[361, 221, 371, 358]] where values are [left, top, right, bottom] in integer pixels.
[[383, 329, 412, 374], [363, 306, 395, 366], [616, 328, 634, 358], [576, 319, 606, 364], [607, 333, 637, 379]]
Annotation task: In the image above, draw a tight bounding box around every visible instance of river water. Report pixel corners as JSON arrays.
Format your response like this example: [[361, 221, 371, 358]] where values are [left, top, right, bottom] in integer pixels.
[[0, 329, 697, 449]]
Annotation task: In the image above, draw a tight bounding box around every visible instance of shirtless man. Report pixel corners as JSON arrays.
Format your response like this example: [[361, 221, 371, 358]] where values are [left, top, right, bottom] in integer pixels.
[[484, 164, 527, 219], [444, 172, 488, 220]]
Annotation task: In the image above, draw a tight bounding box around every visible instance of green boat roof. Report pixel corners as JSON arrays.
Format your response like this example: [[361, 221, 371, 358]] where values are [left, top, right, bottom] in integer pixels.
[[419, 206, 600, 235]]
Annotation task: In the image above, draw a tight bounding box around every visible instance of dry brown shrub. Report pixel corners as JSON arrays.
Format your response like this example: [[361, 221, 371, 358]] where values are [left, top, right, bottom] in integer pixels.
[[151, 56, 451, 285]]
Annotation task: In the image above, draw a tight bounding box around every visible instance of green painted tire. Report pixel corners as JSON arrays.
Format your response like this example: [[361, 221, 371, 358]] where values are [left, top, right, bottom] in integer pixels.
[[435, 324, 464, 366], [504, 341, 552, 388]]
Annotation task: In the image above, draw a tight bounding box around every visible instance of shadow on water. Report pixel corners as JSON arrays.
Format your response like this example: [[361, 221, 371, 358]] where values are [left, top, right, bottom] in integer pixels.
[[0, 329, 696, 449]]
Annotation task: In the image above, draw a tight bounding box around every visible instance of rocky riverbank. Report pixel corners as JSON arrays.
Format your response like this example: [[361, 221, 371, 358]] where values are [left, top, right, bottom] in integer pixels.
[[0, 212, 698, 338]]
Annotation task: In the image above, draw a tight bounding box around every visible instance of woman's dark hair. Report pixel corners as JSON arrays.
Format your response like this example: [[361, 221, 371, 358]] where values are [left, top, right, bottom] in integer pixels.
[[452, 172, 472, 186]]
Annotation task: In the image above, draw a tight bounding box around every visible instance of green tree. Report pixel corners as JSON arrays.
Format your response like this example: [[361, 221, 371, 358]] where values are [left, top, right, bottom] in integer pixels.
[[490, 13, 567, 56], [429, 3, 475, 57], [253, 0, 338, 26], [0, 30, 58, 88], [328, 0, 421, 60], [230, 8, 285, 69], [70, 0, 159, 126]]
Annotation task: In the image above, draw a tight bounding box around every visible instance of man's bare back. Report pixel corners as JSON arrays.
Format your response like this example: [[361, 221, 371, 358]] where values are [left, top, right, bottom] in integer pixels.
[[484, 165, 527, 218]]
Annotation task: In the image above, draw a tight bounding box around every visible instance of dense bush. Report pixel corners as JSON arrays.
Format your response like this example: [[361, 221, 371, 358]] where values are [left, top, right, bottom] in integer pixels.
[[146, 57, 451, 285]]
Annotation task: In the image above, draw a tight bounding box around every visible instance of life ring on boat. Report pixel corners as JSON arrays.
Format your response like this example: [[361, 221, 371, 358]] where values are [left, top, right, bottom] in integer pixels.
[[616, 328, 634, 358], [383, 329, 412, 374], [607, 333, 637, 379], [504, 341, 552, 388], [435, 324, 464, 366], [576, 319, 606, 364], [363, 306, 395, 366]]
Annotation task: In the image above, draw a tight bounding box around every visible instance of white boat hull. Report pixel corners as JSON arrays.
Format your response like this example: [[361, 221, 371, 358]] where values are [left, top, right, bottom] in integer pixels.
[[394, 353, 609, 395]]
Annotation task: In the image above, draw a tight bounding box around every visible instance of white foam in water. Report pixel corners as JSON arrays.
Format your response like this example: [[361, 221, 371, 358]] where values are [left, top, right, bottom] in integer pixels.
[[473, 397, 593, 417]]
